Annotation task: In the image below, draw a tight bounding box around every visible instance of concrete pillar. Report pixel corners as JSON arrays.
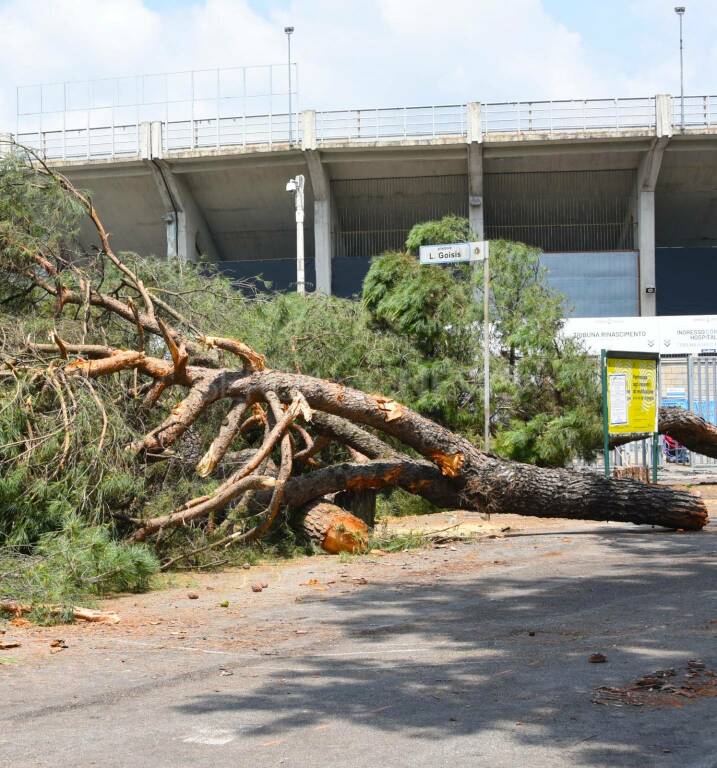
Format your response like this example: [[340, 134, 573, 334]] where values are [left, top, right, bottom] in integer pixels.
[[634, 96, 673, 316], [304, 148, 332, 294], [301, 110, 317, 151], [141, 121, 219, 262], [466, 103, 484, 240], [655, 94, 674, 139], [150, 160, 219, 263], [139, 122, 152, 160], [467, 143, 484, 240], [637, 139, 670, 316], [467, 102, 482, 144], [637, 187, 657, 316]]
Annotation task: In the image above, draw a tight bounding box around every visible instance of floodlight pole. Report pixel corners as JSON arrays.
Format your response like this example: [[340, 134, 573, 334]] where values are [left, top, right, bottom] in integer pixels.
[[284, 26, 294, 145], [483, 253, 490, 451], [675, 6, 686, 131]]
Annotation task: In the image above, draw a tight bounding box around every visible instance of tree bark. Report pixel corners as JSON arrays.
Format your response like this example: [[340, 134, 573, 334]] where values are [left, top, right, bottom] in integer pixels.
[[610, 406, 717, 461], [52, 355, 711, 535], [334, 488, 377, 528]]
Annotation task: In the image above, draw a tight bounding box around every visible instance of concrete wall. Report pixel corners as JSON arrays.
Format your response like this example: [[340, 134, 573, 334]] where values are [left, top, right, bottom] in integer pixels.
[[52, 116, 717, 318], [74, 165, 167, 257], [656, 146, 717, 248]]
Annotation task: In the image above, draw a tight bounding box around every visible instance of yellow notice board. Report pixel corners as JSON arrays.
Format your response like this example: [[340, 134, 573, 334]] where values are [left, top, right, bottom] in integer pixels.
[[606, 357, 658, 435]]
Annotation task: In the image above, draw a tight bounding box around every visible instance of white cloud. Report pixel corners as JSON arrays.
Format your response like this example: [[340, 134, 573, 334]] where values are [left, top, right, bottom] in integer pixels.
[[1, 0, 715, 132]]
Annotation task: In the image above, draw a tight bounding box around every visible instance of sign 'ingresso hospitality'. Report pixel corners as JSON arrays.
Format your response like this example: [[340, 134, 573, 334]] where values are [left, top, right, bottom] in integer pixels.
[[563, 315, 717, 356]]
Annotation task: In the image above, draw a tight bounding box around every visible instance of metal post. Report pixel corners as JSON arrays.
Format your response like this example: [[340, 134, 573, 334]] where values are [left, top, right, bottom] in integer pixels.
[[675, 6, 686, 131], [601, 351, 610, 477], [285, 26, 294, 145], [483, 253, 490, 451], [687, 354, 695, 467], [652, 355, 661, 483], [216, 68, 220, 148], [680, 13, 684, 130], [288, 174, 305, 294]]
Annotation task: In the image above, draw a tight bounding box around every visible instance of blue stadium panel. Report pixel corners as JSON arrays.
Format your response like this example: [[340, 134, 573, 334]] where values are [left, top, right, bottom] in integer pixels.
[[540, 251, 639, 318], [656, 248, 717, 316]]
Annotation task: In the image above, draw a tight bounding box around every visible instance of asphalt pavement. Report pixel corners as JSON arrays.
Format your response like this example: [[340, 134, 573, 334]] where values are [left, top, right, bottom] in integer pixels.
[[2, 520, 717, 768]]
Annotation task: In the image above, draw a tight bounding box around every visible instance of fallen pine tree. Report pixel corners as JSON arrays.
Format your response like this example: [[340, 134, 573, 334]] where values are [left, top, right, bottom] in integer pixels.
[[612, 407, 717, 460], [0, 147, 711, 564]]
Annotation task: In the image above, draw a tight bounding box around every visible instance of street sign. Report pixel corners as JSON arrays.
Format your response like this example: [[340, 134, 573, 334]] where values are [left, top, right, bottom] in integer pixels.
[[601, 350, 660, 480], [418, 238, 490, 451], [419, 241, 488, 265], [605, 356, 658, 435]]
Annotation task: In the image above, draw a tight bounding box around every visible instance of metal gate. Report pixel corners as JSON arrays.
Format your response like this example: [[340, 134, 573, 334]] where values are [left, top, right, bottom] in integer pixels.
[[660, 355, 717, 467], [588, 355, 717, 472], [686, 356, 717, 466]]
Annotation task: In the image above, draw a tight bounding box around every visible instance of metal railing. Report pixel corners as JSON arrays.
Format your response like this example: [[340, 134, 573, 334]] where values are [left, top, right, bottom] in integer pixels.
[[315, 104, 466, 143], [11, 93, 717, 162], [162, 112, 299, 152], [672, 94, 717, 128], [481, 96, 656, 133], [16, 112, 300, 160], [16, 124, 141, 160]]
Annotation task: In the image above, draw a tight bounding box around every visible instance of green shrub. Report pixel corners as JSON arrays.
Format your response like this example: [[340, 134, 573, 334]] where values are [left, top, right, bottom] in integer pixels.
[[376, 488, 438, 519]]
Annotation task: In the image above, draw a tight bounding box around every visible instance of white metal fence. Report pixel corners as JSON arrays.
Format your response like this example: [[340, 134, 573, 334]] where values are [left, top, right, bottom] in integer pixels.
[[481, 97, 657, 134], [12, 93, 717, 162], [314, 105, 466, 143], [673, 95, 717, 128], [15, 64, 299, 160]]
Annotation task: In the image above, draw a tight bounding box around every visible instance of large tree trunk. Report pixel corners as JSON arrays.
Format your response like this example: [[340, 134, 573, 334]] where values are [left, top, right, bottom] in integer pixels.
[[26, 345, 711, 539], [610, 406, 717, 460]]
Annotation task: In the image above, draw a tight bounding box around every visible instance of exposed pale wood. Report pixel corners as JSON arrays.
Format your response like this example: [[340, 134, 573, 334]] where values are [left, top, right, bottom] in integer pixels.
[[196, 399, 249, 477], [0, 601, 120, 624], [296, 501, 368, 553]]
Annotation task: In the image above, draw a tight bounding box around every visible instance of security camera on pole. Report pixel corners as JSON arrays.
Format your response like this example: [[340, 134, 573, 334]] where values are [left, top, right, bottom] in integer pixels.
[[286, 174, 305, 294]]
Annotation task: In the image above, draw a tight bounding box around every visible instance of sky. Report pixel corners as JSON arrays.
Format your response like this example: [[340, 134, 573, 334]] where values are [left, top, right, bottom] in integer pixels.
[[2, 0, 716, 131]]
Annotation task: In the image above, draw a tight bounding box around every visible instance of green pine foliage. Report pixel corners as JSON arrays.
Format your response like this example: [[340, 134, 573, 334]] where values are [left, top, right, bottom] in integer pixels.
[[0, 158, 601, 613], [362, 216, 601, 465], [2, 515, 158, 623], [404, 215, 472, 255]]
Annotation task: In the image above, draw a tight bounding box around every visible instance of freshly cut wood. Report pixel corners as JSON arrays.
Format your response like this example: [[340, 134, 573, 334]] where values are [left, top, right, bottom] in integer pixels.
[[0, 601, 120, 624], [612, 466, 651, 483], [297, 501, 369, 554]]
